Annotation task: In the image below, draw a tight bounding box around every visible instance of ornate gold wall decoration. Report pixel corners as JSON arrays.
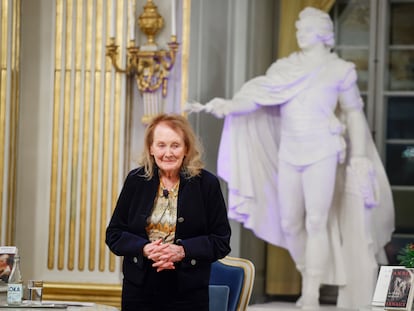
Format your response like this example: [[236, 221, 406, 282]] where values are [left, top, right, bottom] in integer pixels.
[[106, 0, 180, 124], [48, 0, 127, 273], [43, 282, 122, 308]]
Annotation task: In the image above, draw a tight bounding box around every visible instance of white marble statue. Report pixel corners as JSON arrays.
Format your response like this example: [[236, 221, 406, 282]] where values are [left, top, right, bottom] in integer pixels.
[[186, 6, 395, 310]]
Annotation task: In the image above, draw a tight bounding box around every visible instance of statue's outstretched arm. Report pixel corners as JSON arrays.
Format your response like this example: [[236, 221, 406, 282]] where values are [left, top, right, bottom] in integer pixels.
[[185, 96, 258, 118], [184, 75, 276, 118]]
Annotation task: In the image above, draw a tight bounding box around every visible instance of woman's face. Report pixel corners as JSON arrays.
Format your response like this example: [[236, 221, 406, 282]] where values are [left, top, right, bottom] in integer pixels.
[[150, 122, 187, 176]]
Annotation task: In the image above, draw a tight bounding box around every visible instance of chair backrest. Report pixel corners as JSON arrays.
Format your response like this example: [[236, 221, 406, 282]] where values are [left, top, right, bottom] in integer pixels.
[[209, 256, 255, 311]]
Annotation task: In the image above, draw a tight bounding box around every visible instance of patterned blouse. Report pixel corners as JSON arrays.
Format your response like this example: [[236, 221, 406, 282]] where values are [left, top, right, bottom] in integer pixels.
[[145, 182, 179, 244]]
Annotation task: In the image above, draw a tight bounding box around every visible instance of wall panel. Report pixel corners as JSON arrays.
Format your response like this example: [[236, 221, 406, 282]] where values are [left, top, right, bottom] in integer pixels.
[[0, 0, 20, 246]]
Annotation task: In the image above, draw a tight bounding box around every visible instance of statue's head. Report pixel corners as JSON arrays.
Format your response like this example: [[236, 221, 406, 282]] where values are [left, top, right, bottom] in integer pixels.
[[295, 7, 335, 49]]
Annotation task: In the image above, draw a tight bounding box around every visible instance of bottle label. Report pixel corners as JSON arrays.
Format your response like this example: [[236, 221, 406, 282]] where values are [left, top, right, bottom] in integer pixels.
[[7, 283, 23, 304]]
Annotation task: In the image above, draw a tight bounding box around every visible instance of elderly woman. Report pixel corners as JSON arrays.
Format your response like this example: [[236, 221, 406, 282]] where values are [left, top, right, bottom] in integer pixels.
[[187, 6, 394, 309], [106, 114, 231, 311]]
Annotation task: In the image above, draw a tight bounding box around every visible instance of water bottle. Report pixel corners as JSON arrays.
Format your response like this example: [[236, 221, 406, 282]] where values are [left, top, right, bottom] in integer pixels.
[[7, 255, 23, 305]]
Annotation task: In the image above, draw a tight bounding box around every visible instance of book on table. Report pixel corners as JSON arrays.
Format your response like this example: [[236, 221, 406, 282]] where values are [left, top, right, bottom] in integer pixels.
[[0, 246, 18, 289], [384, 267, 414, 311], [372, 265, 403, 307]]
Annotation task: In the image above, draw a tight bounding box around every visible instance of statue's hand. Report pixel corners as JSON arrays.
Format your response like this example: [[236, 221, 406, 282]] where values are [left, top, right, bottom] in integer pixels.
[[204, 97, 232, 118], [184, 101, 206, 114], [184, 98, 232, 118], [348, 156, 379, 208]]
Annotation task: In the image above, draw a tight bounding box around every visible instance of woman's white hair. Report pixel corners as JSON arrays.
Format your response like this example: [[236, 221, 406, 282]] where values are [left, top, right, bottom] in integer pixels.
[[295, 6, 335, 47]]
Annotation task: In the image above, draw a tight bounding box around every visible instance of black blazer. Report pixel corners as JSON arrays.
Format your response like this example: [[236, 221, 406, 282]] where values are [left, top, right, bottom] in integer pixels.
[[105, 167, 231, 291]]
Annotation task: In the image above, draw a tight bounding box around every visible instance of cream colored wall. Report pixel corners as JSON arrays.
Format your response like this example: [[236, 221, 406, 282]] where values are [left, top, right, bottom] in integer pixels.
[[18, 0, 58, 281]]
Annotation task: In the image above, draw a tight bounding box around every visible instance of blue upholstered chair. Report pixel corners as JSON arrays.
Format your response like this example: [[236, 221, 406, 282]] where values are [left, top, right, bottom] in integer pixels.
[[209, 256, 255, 311]]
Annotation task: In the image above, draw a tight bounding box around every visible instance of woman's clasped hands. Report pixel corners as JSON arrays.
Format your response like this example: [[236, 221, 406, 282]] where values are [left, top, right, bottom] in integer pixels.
[[143, 239, 186, 272]]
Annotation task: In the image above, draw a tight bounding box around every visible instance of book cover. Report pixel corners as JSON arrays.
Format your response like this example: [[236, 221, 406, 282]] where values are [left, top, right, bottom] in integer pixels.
[[372, 266, 402, 307], [0, 246, 17, 288], [385, 268, 414, 310]]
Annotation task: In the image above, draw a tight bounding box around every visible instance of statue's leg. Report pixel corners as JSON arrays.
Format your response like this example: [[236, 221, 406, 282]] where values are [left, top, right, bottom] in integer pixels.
[[278, 160, 307, 306], [278, 160, 306, 266], [300, 156, 338, 309]]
